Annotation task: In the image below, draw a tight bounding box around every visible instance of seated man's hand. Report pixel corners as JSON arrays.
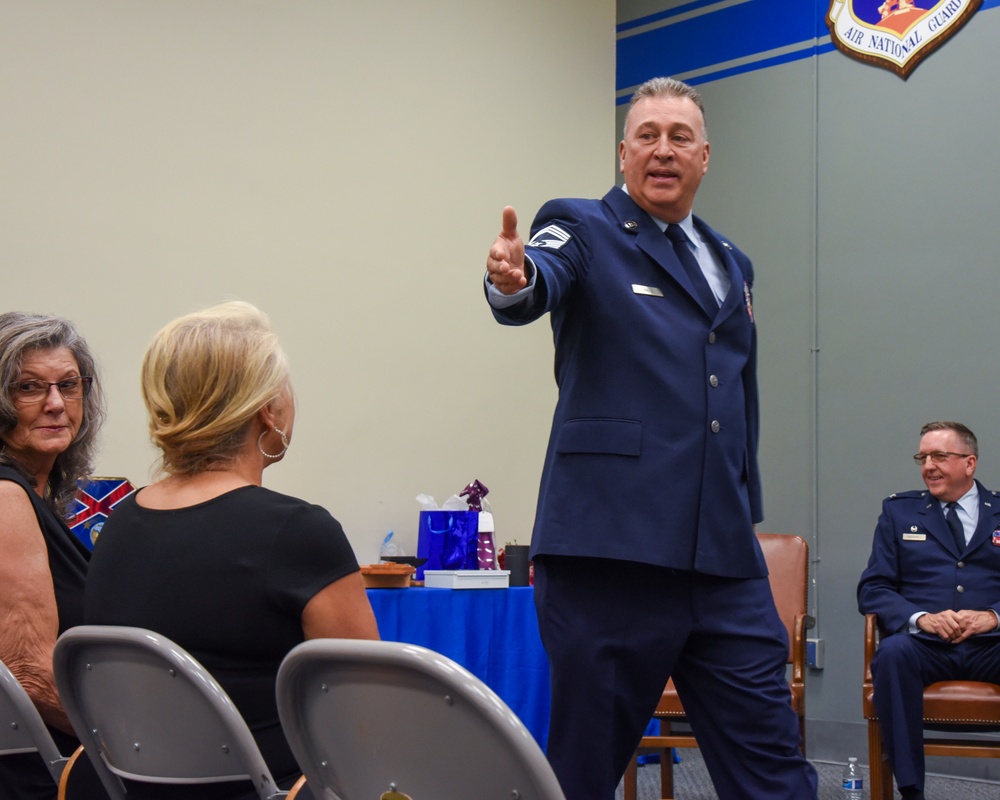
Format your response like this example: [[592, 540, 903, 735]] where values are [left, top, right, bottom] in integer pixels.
[[917, 609, 997, 643], [953, 609, 999, 642]]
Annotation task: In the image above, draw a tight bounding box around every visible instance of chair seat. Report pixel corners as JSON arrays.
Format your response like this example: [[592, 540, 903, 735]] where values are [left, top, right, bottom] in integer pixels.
[[924, 681, 1000, 724], [865, 680, 1000, 724], [653, 681, 684, 717], [653, 679, 812, 720]]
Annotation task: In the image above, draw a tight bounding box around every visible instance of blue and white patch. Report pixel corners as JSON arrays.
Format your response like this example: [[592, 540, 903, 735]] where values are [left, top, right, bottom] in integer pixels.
[[528, 224, 571, 250]]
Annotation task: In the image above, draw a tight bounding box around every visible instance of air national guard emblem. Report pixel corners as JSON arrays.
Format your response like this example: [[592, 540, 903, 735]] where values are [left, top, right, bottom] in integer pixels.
[[826, 0, 981, 79]]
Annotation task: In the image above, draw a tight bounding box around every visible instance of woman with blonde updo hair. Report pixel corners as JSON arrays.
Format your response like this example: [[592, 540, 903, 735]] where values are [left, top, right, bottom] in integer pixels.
[[85, 301, 378, 800], [141, 301, 293, 476]]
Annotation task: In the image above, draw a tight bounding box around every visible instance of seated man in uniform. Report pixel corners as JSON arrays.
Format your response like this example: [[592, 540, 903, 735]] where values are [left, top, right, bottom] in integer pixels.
[[858, 421, 1000, 800]]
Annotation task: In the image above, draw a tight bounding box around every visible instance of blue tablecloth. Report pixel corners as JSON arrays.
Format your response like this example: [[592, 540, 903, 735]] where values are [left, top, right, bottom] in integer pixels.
[[366, 586, 550, 749]]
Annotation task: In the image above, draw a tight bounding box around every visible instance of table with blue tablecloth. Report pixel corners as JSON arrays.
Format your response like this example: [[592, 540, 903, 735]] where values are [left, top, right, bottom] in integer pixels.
[[366, 585, 551, 749]]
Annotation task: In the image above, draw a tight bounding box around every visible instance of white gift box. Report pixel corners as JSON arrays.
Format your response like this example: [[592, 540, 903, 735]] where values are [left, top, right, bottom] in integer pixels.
[[422, 570, 510, 589]]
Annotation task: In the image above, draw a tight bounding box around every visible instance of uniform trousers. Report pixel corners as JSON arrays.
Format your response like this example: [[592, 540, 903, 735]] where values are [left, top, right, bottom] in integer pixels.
[[533, 555, 817, 800], [871, 632, 1000, 791]]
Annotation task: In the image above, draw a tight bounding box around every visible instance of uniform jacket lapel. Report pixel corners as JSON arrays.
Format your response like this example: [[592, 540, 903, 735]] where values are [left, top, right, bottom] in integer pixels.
[[967, 481, 1000, 554], [695, 217, 745, 324], [602, 188, 716, 318], [917, 481, 1000, 556], [918, 497, 960, 554]]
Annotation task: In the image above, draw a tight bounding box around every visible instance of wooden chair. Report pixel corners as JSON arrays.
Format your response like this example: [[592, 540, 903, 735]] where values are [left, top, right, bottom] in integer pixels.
[[863, 613, 1000, 800], [622, 533, 812, 800]]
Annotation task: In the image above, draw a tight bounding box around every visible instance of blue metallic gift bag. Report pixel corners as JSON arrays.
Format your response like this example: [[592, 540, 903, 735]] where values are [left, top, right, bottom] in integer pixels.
[[416, 510, 480, 579]]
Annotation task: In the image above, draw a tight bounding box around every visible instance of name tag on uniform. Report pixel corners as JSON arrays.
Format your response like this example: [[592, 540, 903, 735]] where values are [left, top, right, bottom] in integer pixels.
[[902, 533, 926, 541], [632, 284, 663, 297]]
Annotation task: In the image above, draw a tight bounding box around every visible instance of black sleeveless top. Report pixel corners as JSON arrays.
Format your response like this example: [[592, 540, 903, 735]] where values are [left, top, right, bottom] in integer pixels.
[[0, 466, 92, 799]]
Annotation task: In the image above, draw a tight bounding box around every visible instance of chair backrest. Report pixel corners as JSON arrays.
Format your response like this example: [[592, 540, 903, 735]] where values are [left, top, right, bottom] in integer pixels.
[[757, 533, 809, 663], [53, 625, 285, 800], [276, 638, 567, 800], [0, 658, 69, 785]]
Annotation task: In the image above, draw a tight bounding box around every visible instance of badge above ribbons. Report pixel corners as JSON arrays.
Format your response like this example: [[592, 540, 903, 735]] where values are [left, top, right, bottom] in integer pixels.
[[826, 0, 982, 79]]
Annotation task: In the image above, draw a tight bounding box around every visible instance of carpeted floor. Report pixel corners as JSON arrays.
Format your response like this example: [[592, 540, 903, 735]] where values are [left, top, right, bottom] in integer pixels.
[[617, 751, 1000, 799]]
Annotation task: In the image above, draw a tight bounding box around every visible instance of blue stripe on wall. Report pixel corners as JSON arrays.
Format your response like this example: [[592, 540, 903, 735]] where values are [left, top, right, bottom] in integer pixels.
[[617, 0, 995, 98], [618, 0, 761, 34]]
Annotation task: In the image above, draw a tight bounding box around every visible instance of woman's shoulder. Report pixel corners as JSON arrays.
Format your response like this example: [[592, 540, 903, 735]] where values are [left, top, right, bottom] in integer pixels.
[[122, 484, 337, 527], [0, 469, 33, 511], [0, 464, 33, 492], [0, 466, 45, 519], [0, 467, 52, 546], [252, 486, 341, 525], [167, 484, 342, 531]]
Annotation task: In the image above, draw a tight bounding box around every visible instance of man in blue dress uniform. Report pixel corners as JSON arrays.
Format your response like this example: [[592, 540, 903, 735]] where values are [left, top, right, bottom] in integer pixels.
[[859, 421, 1000, 800], [483, 77, 817, 800]]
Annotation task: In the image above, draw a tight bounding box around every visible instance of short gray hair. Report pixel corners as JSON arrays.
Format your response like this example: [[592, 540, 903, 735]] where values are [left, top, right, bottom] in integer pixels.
[[0, 312, 106, 514], [920, 421, 978, 457], [624, 77, 707, 140]]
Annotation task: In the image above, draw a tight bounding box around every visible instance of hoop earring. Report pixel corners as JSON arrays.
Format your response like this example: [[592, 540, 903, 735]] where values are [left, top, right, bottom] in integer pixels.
[[258, 426, 289, 460]]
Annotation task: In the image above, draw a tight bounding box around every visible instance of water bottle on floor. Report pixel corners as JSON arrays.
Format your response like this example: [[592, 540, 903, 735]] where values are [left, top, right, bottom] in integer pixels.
[[841, 756, 863, 800]]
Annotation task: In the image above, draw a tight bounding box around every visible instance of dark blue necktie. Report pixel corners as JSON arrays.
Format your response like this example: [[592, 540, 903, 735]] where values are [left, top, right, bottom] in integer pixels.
[[665, 224, 718, 312], [946, 502, 965, 552]]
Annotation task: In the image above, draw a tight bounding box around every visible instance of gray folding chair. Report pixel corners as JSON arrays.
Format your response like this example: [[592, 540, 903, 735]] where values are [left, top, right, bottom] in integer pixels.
[[276, 638, 567, 800], [53, 625, 290, 800], [0, 657, 71, 787]]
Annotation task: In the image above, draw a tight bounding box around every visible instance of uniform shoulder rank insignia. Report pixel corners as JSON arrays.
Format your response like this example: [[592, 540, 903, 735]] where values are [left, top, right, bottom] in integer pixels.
[[528, 224, 571, 250]]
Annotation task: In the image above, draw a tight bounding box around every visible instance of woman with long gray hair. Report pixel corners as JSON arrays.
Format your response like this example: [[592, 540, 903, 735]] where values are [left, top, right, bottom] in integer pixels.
[[0, 311, 108, 798]]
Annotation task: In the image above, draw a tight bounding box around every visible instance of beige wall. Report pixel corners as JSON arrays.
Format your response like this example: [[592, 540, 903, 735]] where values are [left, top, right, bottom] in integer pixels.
[[1, 0, 616, 563]]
